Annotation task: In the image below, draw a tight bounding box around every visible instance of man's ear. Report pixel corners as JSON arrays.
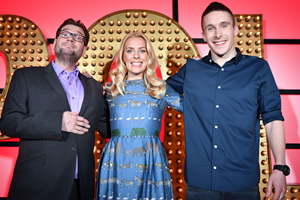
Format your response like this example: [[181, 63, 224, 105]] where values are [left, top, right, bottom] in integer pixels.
[[81, 46, 87, 57], [233, 25, 238, 36], [202, 31, 207, 42]]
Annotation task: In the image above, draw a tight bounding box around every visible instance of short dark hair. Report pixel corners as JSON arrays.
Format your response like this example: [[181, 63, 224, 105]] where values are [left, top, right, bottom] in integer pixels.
[[201, 2, 235, 31], [55, 18, 89, 46]]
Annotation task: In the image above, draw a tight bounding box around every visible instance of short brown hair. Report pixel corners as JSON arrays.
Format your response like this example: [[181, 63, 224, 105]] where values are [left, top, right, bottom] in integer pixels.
[[201, 2, 235, 31], [55, 18, 89, 46]]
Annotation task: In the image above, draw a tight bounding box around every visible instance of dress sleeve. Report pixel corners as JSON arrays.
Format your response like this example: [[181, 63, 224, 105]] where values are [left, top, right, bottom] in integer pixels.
[[166, 63, 186, 94], [164, 83, 183, 113]]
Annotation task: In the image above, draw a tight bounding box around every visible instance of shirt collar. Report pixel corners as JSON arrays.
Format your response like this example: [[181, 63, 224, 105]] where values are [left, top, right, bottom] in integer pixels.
[[52, 60, 79, 77], [203, 48, 242, 66]]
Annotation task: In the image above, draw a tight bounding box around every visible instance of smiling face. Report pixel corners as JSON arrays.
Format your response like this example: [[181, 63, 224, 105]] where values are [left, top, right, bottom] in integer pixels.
[[54, 24, 87, 64], [202, 11, 238, 64], [123, 37, 148, 80]]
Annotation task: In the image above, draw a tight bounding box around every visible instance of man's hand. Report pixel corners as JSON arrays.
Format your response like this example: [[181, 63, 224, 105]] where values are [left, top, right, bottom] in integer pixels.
[[81, 70, 92, 78], [265, 170, 287, 200], [62, 111, 90, 134], [192, 55, 201, 60], [103, 85, 106, 95]]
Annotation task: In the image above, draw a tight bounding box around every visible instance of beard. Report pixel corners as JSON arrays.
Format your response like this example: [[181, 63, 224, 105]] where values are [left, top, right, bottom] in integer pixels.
[[54, 44, 82, 64]]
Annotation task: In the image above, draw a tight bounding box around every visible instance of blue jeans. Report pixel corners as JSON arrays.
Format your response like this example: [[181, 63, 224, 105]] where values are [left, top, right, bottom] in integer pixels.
[[186, 185, 260, 200]]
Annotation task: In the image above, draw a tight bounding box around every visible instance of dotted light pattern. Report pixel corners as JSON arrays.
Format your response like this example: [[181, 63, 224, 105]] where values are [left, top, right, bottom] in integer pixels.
[[163, 106, 186, 200], [0, 15, 49, 139], [235, 15, 264, 58], [77, 10, 199, 82], [0, 13, 299, 200]]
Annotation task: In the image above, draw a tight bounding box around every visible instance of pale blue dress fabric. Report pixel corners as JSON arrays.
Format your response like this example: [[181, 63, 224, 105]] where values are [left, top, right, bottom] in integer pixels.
[[96, 79, 183, 200]]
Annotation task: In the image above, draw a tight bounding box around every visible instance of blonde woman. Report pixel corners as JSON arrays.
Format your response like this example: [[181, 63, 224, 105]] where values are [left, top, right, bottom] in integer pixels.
[[96, 32, 183, 200]]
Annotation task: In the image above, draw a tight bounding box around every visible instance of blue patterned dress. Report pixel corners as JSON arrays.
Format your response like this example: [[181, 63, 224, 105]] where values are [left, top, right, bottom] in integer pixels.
[[96, 79, 183, 200]]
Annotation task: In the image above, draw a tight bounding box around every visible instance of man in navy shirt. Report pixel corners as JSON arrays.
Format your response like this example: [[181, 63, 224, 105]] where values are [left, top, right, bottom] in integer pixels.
[[167, 2, 288, 200]]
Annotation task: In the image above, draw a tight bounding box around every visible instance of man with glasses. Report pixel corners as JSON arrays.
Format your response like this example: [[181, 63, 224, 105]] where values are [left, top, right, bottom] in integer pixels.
[[0, 18, 109, 200]]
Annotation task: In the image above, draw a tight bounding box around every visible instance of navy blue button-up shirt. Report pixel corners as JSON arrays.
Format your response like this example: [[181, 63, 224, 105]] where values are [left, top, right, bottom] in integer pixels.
[[166, 49, 284, 192]]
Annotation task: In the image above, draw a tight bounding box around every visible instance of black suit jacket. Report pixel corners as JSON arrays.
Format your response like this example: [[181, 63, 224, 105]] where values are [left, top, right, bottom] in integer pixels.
[[0, 63, 109, 200]]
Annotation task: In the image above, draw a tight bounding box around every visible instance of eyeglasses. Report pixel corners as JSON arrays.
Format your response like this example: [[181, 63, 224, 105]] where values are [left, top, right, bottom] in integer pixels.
[[59, 30, 85, 43]]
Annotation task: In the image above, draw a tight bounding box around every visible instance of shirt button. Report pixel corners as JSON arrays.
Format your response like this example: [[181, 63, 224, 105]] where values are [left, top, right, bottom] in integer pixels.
[[72, 147, 77, 152], [221, 68, 224, 71], [72, 97, 75, 100], [216, 105, 219, 108], [214, 145, 218, 148], [215, 125, 218, 129], [213, 166, 217, 170], [218, 86, 221, 89]]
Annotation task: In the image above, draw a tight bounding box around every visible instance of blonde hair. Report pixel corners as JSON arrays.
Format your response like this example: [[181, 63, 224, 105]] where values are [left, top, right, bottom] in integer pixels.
[[107, 32, 166, 99]]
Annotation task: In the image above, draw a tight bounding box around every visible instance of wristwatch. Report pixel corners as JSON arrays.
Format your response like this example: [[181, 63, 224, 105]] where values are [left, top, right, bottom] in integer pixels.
[[273, 165, 290, 176]]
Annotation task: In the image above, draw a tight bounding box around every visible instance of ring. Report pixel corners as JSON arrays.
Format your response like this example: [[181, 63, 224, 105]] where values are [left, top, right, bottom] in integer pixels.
[[280, 197, 284, 200]]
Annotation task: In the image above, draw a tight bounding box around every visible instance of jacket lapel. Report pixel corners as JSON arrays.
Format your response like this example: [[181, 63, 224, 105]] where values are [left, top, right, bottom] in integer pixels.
[[79, 73, 91, 115], [44, 63, 70, 110]]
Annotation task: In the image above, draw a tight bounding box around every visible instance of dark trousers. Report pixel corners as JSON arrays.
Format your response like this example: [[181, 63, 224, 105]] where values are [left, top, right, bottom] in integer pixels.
[[186, 185, 260, 200], [68, 179, 81, 200]]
